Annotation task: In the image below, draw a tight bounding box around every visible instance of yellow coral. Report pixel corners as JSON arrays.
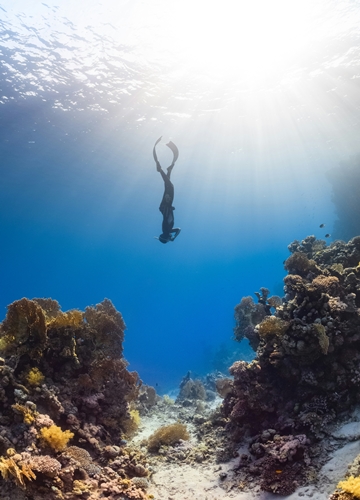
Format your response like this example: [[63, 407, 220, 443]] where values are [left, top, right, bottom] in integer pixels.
[[26, 367, 45, 387], [123, 409, 141, 437], [338, 476, 360, 498], [40, 425, 74, 452], [312, 323, 329, 355], [0, 456, 36, 489], [73, 479, 92, 495], [12, 404, 37, 425], [147, 422, 189, 451], [48, 310, 84, 328]]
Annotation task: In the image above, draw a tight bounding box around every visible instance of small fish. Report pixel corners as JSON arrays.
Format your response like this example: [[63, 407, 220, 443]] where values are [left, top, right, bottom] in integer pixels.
[[319, 223, 325, 228], [325, 234, 331, 238]]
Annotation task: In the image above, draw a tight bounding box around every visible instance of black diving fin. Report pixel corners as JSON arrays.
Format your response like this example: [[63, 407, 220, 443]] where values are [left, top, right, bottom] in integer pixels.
[[166, 141, 179, 164], [153, 136, 179, 165], [153, 136, 162, 163]]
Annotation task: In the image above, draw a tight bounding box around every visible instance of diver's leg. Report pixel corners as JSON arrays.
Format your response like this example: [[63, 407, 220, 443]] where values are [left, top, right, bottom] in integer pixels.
[[159, 168, 168, 183], [167, 164, 174, 178]]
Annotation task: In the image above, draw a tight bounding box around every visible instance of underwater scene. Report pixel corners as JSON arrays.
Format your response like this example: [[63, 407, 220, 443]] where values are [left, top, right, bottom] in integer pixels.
[[1, 0, 360, 499]]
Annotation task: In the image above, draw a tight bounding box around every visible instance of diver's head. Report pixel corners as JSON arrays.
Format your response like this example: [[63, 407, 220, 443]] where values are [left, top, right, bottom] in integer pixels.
[[158, 233, 171, 244]]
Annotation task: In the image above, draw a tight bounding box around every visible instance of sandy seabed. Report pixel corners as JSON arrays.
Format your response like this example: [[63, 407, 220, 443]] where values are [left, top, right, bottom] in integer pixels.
[[134, 401, 360, 500]]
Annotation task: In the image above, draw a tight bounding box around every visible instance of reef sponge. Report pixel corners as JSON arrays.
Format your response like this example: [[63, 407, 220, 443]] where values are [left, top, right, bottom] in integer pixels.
[[0, 455, 36, 489], [258, 316, 289, 339], [338, 476, 360, 498], [0, 298, 47, 359], [40, 424, 74, 452], [147, 423, 190, 451], [26, 367, 45, 387]]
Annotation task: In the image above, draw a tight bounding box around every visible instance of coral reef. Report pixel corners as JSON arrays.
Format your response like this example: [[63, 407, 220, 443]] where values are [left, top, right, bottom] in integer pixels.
[[234, 288, 282, 350], [0, 298, 149, 499], [224, 235, 360, 495], [176, 372, 207, 403]]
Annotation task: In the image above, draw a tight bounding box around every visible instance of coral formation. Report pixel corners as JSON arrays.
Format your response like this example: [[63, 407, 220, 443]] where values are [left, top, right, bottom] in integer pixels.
[[224, 235, 360, 495], [0, 298, 148, 499], [26, 367, 45, 387], [39, 424, 74, 452], [338, 476, 360, 499], [177, 372, 207, 402], [147, 423, 190, 451], [233, 288, 283, 350]]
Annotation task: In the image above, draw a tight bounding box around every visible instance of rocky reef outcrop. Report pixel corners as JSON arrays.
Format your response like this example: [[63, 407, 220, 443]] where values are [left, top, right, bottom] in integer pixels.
[[0, 297, 151, 499], [223, 235, 360, 495]]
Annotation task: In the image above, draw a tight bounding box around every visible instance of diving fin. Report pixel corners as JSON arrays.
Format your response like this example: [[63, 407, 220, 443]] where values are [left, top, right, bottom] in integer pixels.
[[166, 141, 179, 164], [153, 136, 162, 163], [153, 137, 179, 165]]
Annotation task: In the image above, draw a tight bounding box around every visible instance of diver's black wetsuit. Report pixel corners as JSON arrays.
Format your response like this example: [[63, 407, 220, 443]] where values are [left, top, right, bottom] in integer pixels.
[[157, 164, 180, 241]]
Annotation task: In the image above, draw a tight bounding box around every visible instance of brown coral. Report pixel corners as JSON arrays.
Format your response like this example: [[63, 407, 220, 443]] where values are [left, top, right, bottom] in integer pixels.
[[21, 454, 61, 478], [0, 298, 47, 359], [284, 252, 317, 277], [258, 316, 289, 338], [147, 423, 190, 451], [311, 275, 340, 296], [84, 298, 125, 358]]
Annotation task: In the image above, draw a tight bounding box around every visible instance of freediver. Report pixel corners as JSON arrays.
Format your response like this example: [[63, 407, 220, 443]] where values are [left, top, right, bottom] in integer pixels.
[[153, 136, 181, 244]]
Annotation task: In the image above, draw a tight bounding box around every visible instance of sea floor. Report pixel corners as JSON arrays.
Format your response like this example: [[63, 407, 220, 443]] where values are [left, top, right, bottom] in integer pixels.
[[135, 399, 360, 500]]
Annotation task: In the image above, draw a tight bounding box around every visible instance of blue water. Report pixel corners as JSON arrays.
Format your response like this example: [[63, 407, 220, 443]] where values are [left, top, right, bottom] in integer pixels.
[[0, 0, 359, 392]]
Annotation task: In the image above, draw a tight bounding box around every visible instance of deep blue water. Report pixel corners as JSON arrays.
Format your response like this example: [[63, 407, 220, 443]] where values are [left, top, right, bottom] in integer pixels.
[[1, 0, 359, 392]]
